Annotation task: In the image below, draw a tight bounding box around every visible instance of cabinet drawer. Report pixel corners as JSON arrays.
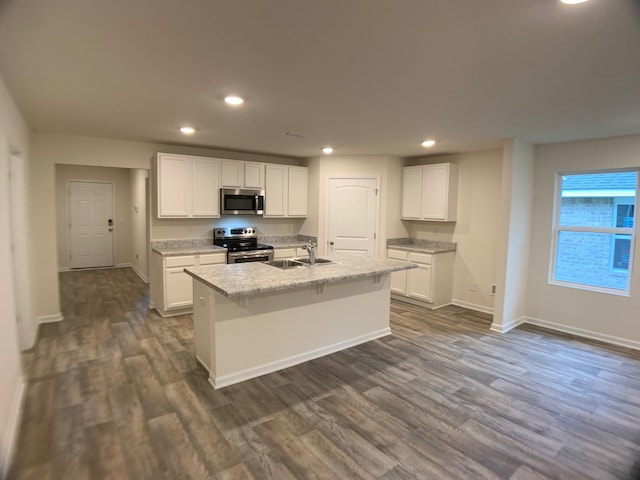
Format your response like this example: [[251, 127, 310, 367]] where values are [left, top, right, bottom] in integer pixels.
[[165, 255, 196, 268], [199, 253, 226, 265], [408, 252, 432, 265], [388, 249, 408, 261]]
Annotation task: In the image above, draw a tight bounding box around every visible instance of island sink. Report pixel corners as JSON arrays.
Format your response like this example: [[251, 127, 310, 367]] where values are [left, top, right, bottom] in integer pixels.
[[265, 259, 304, 269], [294, 257, 333, 265], [265, 257, 334, 269]]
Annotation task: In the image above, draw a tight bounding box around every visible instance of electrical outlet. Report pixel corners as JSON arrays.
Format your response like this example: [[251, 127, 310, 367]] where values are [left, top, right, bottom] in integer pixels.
[[490, 284, 496, 295]]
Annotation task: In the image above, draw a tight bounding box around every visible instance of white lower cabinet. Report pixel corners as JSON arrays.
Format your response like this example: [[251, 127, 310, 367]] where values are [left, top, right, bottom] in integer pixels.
[[388, 248, 454, 309], [151, 251, 226, 317]]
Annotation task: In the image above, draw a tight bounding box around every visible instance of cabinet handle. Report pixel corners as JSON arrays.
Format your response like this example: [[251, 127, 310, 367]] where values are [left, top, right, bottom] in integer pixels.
[[199, 296, 205, 303]]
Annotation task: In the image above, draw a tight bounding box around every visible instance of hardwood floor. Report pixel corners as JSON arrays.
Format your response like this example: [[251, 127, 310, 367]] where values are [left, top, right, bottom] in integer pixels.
[[9, 267, 640, 479]]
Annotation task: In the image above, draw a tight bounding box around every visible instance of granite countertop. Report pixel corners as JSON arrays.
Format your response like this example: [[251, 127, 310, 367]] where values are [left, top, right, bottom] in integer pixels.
[[152, 244, 227, 256], [185, 254, 416, 298], [263, 241, 309, 249], [151, 238, 226, 256], [387, 238, 457, 254], [259, 234, 316, 250]]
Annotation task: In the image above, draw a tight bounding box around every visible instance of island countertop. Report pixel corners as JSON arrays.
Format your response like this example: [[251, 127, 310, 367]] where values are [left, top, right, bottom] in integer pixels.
[[184, 254, 416, 298]]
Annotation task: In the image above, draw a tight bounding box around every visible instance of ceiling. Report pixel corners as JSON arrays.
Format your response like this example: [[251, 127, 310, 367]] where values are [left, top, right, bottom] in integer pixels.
[[0, 0, 639, 159]]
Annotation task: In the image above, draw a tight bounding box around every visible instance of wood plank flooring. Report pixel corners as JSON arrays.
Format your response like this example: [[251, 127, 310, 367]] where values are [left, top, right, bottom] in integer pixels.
[[9, 267, 640, 479]]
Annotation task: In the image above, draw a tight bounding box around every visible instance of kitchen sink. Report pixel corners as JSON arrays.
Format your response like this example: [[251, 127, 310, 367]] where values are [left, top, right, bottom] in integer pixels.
[[265, 259, 304, 269], [293, 257, 334, 265], [265, 258, 335, 269]]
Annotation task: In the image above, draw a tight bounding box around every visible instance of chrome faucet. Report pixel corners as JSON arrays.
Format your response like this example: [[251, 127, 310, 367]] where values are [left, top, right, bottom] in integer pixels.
[[302, 241, 317, 266]]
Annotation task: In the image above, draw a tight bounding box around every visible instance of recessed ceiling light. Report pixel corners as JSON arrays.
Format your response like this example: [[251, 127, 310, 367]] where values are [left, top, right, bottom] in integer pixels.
[[180, 126, 196, 135], [322, 147, 334, 155], [421, 139, 436, 148], [224, 95, 244, 106], [560, 0, 588, 4]]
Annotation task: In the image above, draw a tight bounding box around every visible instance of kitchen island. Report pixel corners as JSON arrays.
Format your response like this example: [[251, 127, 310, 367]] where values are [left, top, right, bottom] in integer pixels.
[[184, 255, 415, 389]]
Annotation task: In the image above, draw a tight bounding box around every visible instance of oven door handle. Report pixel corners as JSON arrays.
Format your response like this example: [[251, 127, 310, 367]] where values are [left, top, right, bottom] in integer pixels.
[[227, 250, 274, 262]]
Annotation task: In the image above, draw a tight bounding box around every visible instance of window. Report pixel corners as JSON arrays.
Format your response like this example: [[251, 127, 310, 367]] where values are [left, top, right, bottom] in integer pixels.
[[551, 170, 638, 294]]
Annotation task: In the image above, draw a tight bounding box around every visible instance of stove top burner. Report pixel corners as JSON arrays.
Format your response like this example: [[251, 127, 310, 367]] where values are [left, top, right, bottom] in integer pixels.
[[212, 227, 273, 252]]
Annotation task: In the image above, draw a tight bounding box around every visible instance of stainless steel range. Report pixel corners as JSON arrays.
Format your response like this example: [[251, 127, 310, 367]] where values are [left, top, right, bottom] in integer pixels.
[[213, 227, 274, 264]]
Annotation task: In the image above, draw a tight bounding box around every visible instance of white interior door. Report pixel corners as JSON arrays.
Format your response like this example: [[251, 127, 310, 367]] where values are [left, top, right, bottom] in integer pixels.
[[327, 177, 379, 256], [68, 181, 114, 268]]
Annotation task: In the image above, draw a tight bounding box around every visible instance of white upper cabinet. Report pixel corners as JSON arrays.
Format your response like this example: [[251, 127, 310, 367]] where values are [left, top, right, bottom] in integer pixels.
[[401, 166, 423, 219], [401, 163, 458, 221], [287, 166, 308, 217], [264, 164, 288, 216], [220, 160, 244, 188], [264, 164, 308, 217], [156, 153, 220, 218], [221, 160, 265, 189], [192, 158, 221, 217], [157, 154, 192, 217], [244, 162, 265, 189]]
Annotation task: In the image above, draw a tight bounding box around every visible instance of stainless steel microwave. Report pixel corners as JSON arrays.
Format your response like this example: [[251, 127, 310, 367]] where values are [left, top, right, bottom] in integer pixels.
[[220, 188, 265, 215]]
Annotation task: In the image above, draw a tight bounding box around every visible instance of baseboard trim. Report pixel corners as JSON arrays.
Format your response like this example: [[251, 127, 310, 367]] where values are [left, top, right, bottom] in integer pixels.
[[130, 264, 149, 283], [390, 293, 450, 310], [116, 262, 132, 268], [57, 266, 70, 273], [451, 299, 495, 315], [36, 313, 63, 324], [523, 316, 640, 351], [1, 378, 26, 480], [209, 327, 392, 389], [490, 316, 526, 334]]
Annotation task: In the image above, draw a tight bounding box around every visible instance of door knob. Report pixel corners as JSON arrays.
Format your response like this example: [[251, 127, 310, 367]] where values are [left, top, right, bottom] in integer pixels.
[[108, 228, 113, 232], [329, 241, 334, 246]]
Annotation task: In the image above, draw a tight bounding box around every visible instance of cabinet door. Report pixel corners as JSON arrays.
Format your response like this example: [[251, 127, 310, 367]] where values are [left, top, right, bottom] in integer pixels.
[[221, 160, 244, 188], [390, 270, 407, 294], [421, 164, 448, 220], [192, 158, 220, 217], [407, 264, 433, 303], [264, 165, 288, 217], [244, 162, 265, 189], [157, 154, 191, 217], [401, 166, 422, 219], [165, 267, 194, 308], [287, 166, 308, 217]]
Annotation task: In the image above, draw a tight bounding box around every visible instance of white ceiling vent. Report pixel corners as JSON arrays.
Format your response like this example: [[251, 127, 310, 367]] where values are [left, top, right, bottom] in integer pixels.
[[282, 131, 309, 138]]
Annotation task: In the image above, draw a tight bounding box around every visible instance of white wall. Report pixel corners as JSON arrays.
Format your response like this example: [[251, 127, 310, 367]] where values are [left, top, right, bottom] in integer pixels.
[[492, 140, 535, 331], [130, 169, 149, 280], [31, 133, 304, 319], [526, 134, 640, 347], [0, 73, 29, 478], [405, 149, 503, 313], [55, 164, 132, 269]]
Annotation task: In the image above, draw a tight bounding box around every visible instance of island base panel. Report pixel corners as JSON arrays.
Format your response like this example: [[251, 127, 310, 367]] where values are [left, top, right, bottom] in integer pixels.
[[195, 275, 392, 389]]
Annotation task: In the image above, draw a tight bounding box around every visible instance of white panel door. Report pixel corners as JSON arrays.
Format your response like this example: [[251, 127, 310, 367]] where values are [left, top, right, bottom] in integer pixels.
[[327, 178, 378, 256], [69, 181, 114, 268]]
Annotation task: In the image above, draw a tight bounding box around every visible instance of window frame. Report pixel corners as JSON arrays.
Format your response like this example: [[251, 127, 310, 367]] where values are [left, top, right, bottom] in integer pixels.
[[610, 197, 634, 273], [549, 169, 638, 296]]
